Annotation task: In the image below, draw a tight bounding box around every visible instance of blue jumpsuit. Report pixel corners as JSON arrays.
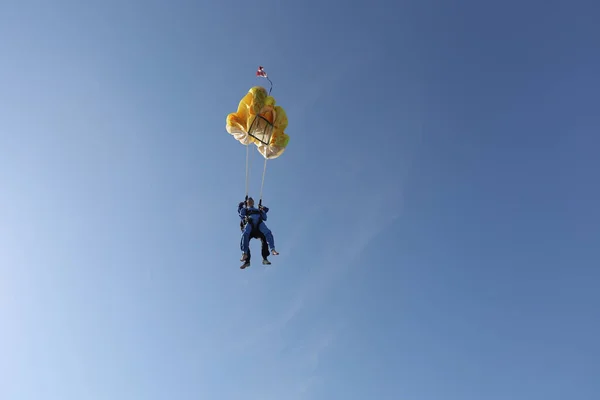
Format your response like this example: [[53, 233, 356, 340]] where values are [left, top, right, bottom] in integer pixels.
[[239, 203, 275, 255]]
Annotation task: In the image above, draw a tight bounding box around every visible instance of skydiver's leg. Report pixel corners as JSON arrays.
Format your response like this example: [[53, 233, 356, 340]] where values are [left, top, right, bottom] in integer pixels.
[[240, 233, 251, 261], [245, 229, 263, 262], [258, 222, 278, 255], [259, 232, 271, 264], [250, 230, 268, 259], [240, 223, 252, 261]]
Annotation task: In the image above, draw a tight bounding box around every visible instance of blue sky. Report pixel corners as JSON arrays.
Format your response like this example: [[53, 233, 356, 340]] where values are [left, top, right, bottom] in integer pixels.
[[1, 0, 599, 399]]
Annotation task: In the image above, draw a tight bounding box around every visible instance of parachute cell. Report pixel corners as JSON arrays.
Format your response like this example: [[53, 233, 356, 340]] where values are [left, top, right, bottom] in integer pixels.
[[226, 86, 290, 159]]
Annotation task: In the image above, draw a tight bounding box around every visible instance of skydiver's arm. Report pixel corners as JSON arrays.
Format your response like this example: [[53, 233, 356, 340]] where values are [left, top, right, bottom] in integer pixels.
[[260, 206, 269, 221], [238, 203, 247, 219]]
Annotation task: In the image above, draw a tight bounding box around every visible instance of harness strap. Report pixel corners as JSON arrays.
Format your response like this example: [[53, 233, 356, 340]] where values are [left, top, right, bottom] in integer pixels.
[[241, 215, 263, 233]]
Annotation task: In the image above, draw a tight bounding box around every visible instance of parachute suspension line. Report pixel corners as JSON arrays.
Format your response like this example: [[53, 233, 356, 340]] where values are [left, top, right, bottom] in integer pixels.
[[244, 140, 258, 205], [248, 66, 274, 206], [258, 157, 268, 207], [244, 142, 251, 202]]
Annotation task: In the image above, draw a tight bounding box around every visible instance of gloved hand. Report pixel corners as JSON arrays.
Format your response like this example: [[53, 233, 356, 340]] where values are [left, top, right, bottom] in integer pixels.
[[238, 202, 245, 208]]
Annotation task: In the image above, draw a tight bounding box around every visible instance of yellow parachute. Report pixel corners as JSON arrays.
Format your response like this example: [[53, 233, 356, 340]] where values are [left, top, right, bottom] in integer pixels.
[[225, 86, 290, 159]]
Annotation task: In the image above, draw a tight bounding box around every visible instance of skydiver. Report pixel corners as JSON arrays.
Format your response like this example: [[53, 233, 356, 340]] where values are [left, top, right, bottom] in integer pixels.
[[238, 197, 279, 269], [239, 218, 271, 268]]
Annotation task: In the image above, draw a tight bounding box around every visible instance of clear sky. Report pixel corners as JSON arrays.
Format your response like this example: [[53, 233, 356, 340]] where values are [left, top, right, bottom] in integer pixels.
[[1, 1, 599, 399]]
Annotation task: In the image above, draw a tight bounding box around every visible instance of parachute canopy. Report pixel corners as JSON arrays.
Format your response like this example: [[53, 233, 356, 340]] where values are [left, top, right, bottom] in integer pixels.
[[226, 86, 289, 159]]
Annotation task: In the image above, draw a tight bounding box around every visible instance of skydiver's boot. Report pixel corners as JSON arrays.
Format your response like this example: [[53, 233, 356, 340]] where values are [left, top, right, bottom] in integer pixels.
[[262, 258, 271, 265], [241, 253, 248, 261], [240, 261, 250, 269], [271, 249, 279, 256]]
